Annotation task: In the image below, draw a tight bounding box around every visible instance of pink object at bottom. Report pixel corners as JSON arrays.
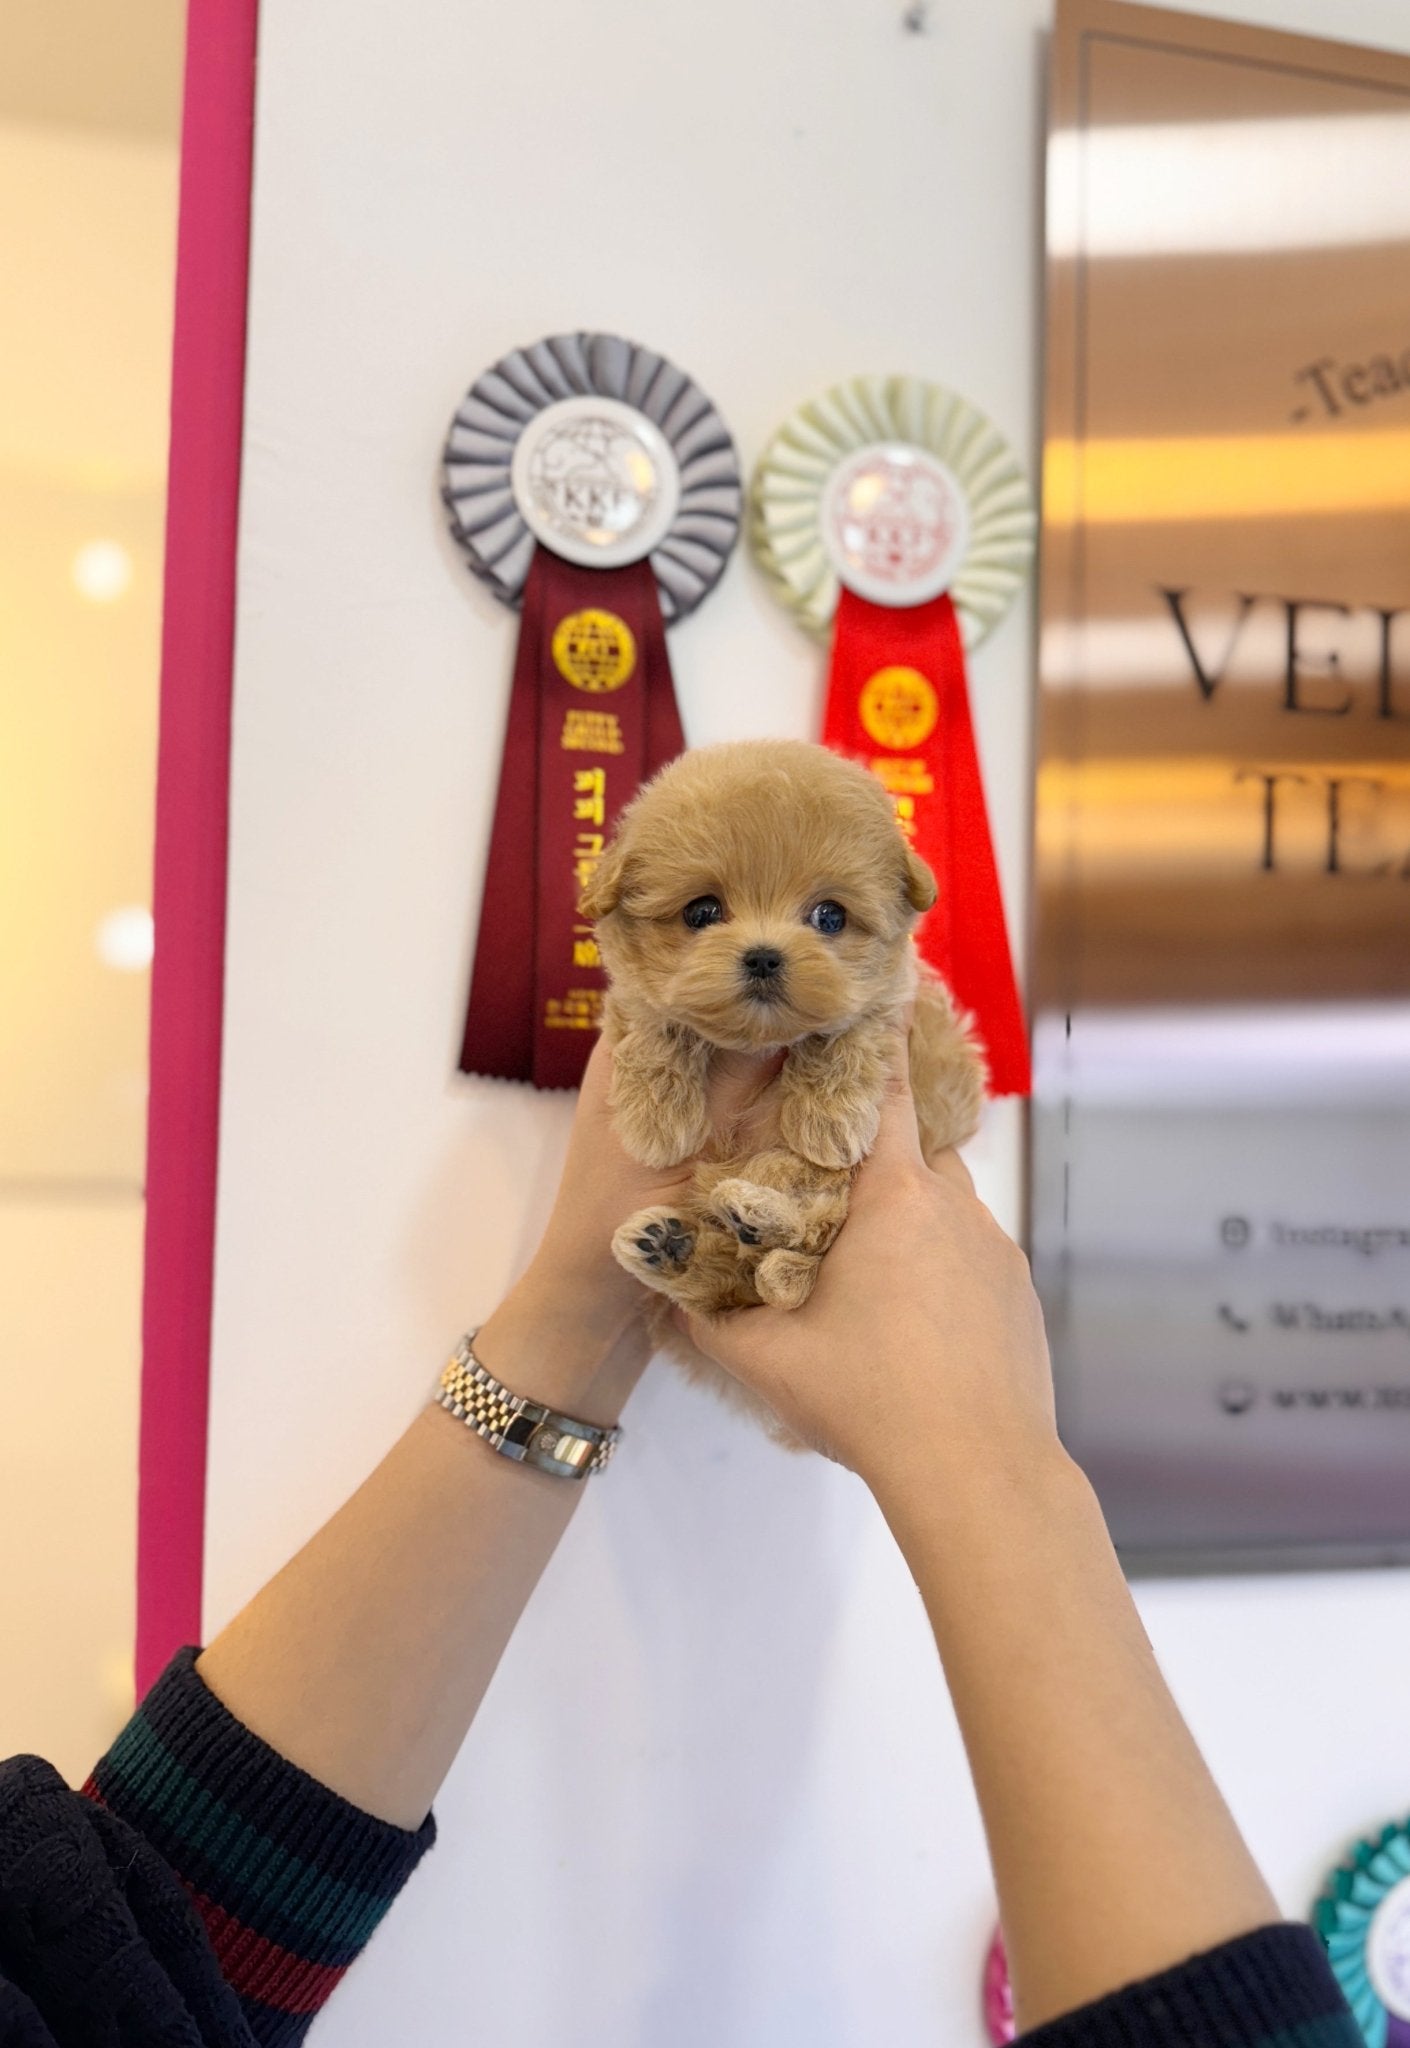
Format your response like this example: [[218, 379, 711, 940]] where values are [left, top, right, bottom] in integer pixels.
[[983, 1925, 1017, 2045]]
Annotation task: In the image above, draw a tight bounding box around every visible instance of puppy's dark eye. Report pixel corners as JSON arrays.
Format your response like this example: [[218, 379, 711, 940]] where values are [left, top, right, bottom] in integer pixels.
[[808, 900, 847, 935], [682, 895, 724, 930]]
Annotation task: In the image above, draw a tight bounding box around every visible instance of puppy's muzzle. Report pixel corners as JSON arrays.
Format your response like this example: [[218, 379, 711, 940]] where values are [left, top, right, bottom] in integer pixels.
[[740, 945, 785, 999]]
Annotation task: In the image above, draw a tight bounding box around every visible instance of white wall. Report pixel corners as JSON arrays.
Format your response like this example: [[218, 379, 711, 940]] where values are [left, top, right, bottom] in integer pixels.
[[205, 1, 1410, 2042]]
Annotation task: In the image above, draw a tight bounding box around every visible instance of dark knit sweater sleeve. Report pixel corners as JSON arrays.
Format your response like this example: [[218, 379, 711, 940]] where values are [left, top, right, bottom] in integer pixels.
[[1016, 1924, 1361, 2048], [81, 1647, 435, 2046]]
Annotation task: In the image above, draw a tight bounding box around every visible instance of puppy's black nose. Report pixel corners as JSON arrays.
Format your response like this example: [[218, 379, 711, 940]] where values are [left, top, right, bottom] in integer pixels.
[[742, 945, 784, 982]]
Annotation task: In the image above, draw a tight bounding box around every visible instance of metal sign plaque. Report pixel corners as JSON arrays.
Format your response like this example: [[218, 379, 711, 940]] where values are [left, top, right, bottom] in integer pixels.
[[1034, 0, 1410, 1569]]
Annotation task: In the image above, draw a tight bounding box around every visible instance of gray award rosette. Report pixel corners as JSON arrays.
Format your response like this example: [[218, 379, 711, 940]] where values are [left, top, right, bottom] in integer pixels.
[[443, 331, 742, 622]]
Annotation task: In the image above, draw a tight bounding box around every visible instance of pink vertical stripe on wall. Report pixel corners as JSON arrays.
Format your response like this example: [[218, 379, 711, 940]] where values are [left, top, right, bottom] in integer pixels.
[[137, 0, 259, 1697]]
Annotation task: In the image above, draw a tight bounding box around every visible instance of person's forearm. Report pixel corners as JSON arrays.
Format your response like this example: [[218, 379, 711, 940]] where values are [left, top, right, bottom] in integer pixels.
[[196, 1269, 644, 1831], [876, 1445, 1278, 2034]]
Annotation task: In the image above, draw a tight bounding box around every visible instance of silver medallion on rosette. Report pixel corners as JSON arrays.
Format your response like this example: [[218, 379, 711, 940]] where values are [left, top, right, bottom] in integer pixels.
[[750, 374, 1035, 645], [821, 442, 973, 608], [442, 332, 742, 618]]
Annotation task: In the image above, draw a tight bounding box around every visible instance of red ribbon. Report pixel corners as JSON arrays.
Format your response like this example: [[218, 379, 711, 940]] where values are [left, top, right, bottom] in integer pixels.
[[823, 587, 1031, 1096], [460, 545, 685, 1089]]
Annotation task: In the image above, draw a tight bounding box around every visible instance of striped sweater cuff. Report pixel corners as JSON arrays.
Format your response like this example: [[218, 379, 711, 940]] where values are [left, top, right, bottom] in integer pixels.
[[1017, 1923, 1361, 2048], [82, 1646, 434, 2046]]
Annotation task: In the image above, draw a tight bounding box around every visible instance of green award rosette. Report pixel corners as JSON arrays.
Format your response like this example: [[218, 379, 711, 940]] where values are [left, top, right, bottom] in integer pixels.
[[1317, 1819, 1410, 2047]]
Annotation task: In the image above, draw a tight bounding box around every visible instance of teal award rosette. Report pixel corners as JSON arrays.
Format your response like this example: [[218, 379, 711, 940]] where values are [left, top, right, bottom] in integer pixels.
[[1317, 1818, 1410, 2047]]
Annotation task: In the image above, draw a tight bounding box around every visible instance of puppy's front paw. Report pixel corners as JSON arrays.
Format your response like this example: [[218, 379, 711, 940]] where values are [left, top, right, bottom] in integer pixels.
[[612, 1207, 696, 1295], [612, 1077, 708, 1169], [708, 1178, 808, 1252], [779, 1089, 880, 1172], [754, 1248, 820, 1311]]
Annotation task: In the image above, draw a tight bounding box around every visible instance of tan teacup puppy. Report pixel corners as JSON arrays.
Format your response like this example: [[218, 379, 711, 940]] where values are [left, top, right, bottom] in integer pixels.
[[581, 741, 985, 1394]]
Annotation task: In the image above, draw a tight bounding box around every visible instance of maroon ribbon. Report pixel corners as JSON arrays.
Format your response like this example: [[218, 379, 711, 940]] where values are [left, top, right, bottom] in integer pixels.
[[460, 545, 684, 1089]]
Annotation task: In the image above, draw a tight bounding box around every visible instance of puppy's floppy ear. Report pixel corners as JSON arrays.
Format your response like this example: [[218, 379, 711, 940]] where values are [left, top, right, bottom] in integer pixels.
[[903, 847, 938, 913], [579, 838, 627, 920]]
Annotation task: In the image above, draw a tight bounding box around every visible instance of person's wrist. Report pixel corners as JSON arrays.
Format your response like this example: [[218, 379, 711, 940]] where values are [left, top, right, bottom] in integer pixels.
[[868, 1425, 1090, 1564], [522, 1222, 649, 1335], [468, 1265, 649, 1421], [866, 1423, 1080, 1553]]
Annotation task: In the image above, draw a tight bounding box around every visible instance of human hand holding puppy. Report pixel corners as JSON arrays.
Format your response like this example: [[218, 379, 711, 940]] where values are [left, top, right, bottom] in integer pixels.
[[471, 1030, 785, 1420], [675, 1041, 1058, 1492]]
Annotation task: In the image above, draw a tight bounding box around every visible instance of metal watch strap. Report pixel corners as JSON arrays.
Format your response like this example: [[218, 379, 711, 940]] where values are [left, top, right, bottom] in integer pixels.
[[435, 1332, 621, 1480]]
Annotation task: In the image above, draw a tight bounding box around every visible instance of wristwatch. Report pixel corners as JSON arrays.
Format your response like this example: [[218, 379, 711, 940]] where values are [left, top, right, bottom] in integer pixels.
[[435, 1331, 621, 1480]]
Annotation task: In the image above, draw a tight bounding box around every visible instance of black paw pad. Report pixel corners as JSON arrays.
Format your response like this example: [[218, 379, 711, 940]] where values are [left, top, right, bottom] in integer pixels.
[[723, 1204, 761, 1246], [635, 1218, 694, 1270]]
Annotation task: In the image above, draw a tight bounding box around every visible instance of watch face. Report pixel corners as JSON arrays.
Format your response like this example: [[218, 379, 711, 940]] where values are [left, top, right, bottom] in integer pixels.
[[821, 441, 971, 608], [510, 395, 682, 569]]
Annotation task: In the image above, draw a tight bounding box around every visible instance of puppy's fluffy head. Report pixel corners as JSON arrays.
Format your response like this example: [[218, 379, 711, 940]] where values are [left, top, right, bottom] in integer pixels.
[[581, 740, 936, 1051]]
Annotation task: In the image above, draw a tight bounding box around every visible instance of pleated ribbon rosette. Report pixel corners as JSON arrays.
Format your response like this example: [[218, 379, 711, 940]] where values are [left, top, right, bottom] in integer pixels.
[[750, 376, 1036, 1095], [443, 332, 741, 1089], [1317, 1818, 1410, 2048]]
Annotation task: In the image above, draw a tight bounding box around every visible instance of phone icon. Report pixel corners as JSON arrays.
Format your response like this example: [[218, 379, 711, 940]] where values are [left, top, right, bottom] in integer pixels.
[[1218, 1304, 1251, 1333]]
